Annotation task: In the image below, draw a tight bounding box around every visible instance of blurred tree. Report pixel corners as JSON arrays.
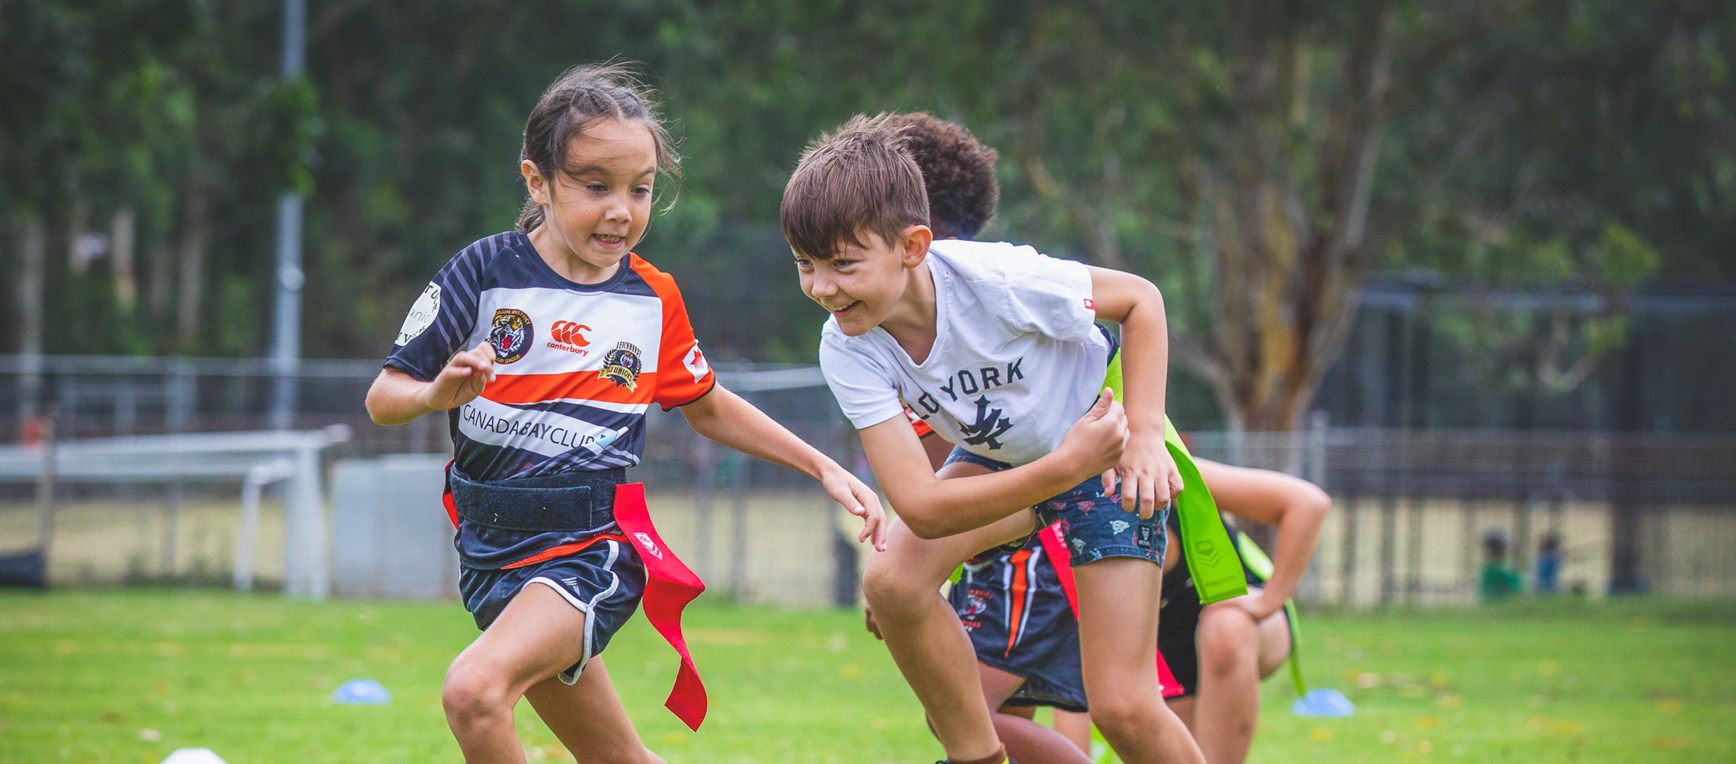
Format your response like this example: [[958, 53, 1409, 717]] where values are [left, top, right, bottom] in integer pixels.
[[4, 0, 1732, 440]]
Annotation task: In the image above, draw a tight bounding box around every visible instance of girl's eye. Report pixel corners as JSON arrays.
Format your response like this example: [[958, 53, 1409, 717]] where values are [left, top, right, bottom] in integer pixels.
[[586, 183, 608, 193], [632, 187, 652, 198]]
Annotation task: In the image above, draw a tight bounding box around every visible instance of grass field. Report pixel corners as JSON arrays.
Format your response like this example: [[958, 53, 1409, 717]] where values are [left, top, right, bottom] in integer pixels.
[[1, 591, 1732, 763]]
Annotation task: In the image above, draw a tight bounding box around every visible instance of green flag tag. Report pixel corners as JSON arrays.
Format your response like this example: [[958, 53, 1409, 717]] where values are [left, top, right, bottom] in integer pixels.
[[1100, 349, 1247, 604], [1232, 529, 1308, 695], [1163, 426, 1248, 605]]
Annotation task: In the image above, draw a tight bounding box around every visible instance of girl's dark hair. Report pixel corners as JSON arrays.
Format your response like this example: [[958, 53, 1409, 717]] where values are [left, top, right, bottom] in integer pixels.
[[517, 61, 681, 232], [883, 112, 999, 240]]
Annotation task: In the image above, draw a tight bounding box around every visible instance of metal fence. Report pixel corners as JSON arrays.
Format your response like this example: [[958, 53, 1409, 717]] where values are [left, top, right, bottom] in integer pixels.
[[2, 355, 1733, 608]]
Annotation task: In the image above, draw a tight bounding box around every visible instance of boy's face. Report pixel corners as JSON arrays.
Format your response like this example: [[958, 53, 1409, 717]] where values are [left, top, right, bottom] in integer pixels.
[[794, 226, 930, 336]]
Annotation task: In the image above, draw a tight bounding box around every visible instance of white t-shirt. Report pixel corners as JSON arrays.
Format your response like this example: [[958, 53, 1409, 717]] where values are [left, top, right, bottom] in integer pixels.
[[819, 239, 1110, 466]]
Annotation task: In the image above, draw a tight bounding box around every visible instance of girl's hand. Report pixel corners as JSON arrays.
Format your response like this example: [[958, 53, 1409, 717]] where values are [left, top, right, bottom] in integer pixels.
[[420, 341, 498, 412], [1218, 589, 1284, 622], [1117, 431, 1184, 519], [821, 463, 888, 551]]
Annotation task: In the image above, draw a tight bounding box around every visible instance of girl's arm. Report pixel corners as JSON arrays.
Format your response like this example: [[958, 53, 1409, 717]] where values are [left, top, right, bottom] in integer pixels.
[[1088, 266, 1182, 517], [679, 384, 888, 550], [856, 389, 1126, 540], [1195, 458, 1331, 619], [365, 342, 497, 426]]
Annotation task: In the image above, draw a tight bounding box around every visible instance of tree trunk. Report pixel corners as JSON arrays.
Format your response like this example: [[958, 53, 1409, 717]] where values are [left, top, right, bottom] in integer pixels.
[[111, 206, 137, 310], [1184, 4, 1395, 433], [177, 169, 215, 348]]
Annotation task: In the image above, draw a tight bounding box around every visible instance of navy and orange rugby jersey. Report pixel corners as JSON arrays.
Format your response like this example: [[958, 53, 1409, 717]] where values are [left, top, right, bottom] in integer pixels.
[[386, 231, 716, 480]]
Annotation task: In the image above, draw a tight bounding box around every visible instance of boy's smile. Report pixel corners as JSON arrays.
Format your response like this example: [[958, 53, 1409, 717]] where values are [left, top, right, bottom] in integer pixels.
[[795, 227, 933, 339]]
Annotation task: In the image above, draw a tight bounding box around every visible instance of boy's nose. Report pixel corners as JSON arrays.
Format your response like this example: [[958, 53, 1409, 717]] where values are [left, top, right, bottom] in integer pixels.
[[808, 272, 839, 300]]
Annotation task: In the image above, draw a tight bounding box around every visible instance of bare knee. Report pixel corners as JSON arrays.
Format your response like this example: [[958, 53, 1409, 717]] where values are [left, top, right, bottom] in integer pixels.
[[1086, 686, 1154, 739], [861, 554, 931, 614], [1197, 608, 1258, 678], [442, 654, 514, 727]]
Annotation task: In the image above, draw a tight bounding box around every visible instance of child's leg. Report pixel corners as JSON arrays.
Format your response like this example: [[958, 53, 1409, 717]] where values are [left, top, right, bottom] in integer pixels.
[[1073, 558, 1204, 764], [443, 583, 625, 764], [978, 664, 1091, 764], [1187, 599, 1294, 764], [863, 509, 1036, 763], [524, 658, 665, 764]]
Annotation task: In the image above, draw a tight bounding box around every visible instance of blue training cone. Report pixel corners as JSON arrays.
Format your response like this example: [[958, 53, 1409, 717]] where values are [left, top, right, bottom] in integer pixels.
[[332, 678, 392, 705], [1291, 687, 1355, 717]]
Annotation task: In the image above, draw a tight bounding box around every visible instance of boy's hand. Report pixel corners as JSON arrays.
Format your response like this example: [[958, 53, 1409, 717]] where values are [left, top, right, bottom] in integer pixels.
[[1118, 431, 1184, 519], [1059, 388, 1128, 493], [821, 464, 888, 551], [421, 341, 498, 412]]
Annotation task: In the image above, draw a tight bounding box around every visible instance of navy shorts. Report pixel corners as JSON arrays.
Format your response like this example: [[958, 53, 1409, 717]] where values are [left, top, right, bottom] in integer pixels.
[[949, 539, 1088, 712], [450, 468, 646, 685], [1159, 524, 1284, 698], [943, 448, 1167, 565]]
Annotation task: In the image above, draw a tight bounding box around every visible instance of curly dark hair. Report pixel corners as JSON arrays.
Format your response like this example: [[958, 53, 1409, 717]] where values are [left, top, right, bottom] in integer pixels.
[[884, 112, 999, 240]]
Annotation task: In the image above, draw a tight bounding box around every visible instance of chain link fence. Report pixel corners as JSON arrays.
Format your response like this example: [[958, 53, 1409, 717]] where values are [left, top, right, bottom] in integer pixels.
[[2, 355, 1733, 608]]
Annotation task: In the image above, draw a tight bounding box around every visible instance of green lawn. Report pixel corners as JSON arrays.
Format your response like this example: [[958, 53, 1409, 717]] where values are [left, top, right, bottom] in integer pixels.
[[0, 591, 1731, 763]]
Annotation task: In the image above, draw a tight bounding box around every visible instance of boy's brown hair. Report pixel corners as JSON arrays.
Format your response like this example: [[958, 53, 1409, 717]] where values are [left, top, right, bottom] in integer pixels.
[[884, 112, 999, 241], [780, 114, 929, 260]]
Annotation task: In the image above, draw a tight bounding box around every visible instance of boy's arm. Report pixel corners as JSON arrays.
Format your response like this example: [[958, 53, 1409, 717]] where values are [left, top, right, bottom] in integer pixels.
[[859, 389, 1126, 540], [679, 384, 887, 550], [365, 342, 496, 426], [1087, 266, 1183, 516], [1194, 458, 1331, 620]]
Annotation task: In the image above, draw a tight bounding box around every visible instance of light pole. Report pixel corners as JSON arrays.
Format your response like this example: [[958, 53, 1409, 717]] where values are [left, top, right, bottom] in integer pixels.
[[268, 0, 307, 430]]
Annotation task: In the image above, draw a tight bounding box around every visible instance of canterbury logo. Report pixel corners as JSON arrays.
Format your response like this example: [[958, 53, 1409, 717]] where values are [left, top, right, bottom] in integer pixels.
[[550, 321, 592, 347]]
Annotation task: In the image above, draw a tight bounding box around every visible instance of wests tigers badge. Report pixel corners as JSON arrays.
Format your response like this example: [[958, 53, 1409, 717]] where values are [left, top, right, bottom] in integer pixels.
[[488, 309, 532, 364]]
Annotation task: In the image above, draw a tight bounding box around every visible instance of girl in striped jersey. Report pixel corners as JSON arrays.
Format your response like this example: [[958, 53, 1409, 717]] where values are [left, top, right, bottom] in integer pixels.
[[367, 62, 886, 763]]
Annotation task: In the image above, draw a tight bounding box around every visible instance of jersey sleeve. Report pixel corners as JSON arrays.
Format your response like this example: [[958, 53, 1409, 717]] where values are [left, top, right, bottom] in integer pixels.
[[994, 244, 1099, 345], [384, 249, 484, 382], [819, 332, 905, 430], [651, 275, 717, 410]]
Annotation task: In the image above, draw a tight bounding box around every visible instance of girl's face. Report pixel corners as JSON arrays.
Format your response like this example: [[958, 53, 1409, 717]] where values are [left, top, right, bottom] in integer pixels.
[[521, 118, 657, 283]]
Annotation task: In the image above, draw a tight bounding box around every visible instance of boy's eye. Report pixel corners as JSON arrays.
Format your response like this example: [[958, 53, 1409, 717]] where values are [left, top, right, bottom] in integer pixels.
[[793, 258, 813, 270]]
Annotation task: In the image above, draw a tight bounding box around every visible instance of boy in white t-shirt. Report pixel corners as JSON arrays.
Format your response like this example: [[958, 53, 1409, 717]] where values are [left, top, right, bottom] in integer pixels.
[[780, 114, 1203, 764]]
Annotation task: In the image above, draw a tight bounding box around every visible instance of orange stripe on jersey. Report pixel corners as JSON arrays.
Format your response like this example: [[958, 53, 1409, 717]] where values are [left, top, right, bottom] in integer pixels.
[[503, 532, 630, 570], [1004, 548, 1034, 658], [485, 371, 658, 406], [630, 255, 714, 409], [905, 406, 935, 438]]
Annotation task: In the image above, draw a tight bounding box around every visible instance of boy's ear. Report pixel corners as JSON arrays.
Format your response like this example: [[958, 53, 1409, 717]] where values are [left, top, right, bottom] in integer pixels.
[[521, 160, 549, 206], [898, 224, 933, 268]]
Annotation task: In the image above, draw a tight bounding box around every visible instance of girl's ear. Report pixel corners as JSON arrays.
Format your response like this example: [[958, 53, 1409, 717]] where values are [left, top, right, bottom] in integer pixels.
[[899, 224, 933, 268], [521, 160, 549, 206]]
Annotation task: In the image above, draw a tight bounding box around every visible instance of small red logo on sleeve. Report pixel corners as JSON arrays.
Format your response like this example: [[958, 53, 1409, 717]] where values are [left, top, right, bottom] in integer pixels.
[[1082, 298, 1095, 310]]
